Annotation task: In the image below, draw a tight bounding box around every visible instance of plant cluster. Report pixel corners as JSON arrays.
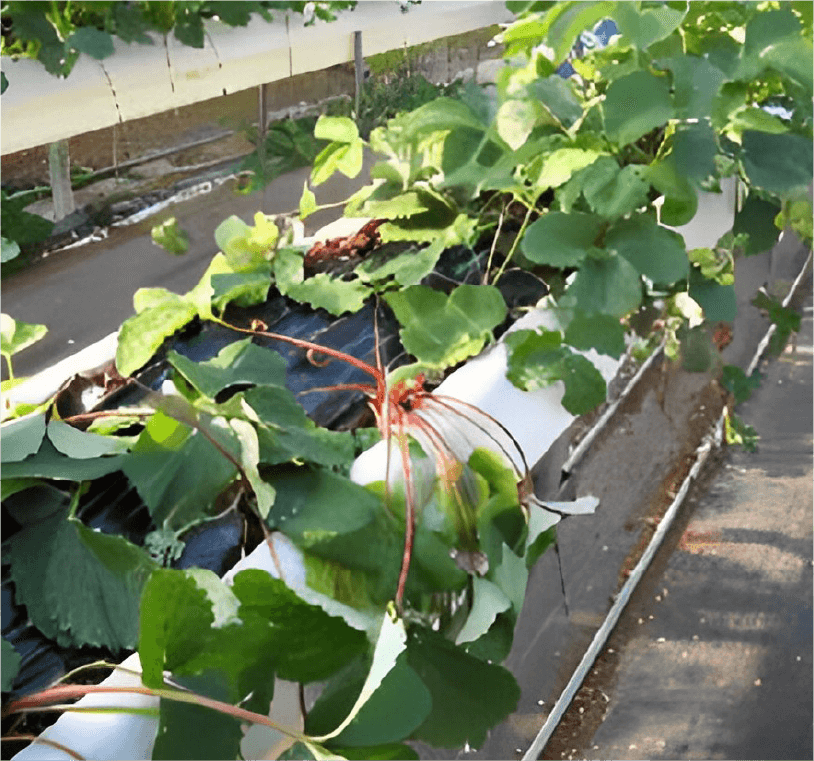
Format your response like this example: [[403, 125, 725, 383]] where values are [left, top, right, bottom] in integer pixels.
[[2, 2, 812, 758]]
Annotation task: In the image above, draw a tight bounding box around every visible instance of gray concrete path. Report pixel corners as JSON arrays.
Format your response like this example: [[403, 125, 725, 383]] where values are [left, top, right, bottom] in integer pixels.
[[570, 288, 813, 760]]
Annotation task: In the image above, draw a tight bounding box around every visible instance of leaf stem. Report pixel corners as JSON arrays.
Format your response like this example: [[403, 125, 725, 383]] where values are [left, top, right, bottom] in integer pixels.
[[483, 204, 506, 285], [492, 203, 534, 285], [1, 734, 86, 760]]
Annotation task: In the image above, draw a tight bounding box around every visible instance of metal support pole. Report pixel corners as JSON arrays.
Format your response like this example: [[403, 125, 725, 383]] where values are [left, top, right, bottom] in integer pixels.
[[354, 30, 363, 117], [48, 140, 75, 221]]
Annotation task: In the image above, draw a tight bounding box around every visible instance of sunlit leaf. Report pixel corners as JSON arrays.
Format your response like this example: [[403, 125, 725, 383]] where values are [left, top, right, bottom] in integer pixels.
[[300, 182, 318, 220], [455, 577, 512, 645], [116, 293, 197, 377], [314, 116, 359, 144], [151, 216, 189, 255], [284, 274, 371, 316], [1, 313, 48, 358], [385, 284, 506, 368], [10, 514, 157, 649], [230, 419, 275, 519]]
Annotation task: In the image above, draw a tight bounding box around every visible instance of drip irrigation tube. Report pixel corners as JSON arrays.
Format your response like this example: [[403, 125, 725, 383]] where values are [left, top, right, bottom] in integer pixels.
[[520, 246, 813, 761]]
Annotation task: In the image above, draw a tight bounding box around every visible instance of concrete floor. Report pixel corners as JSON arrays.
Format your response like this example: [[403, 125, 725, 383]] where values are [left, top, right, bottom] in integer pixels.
[[545, 287, 813, 761]]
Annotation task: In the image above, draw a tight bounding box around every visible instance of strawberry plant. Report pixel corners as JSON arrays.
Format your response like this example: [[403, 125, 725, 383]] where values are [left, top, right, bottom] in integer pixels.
[[2, 2, 812, 758]]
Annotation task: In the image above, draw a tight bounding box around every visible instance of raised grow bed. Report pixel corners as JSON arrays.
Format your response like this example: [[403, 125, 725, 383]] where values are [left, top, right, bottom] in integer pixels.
[[2, 3, 812, 759]]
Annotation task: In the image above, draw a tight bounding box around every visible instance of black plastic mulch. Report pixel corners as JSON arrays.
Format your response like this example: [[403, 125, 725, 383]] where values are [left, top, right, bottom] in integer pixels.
[[1, 241, 548, 724]]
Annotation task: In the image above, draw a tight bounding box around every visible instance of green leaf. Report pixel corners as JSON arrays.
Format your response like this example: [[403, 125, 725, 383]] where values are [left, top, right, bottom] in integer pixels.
[[678, 324, 715, 372], [173, 9, 205, 47], [689, 267, 737, 323], [725, 411, 759, 453], [361, 191, 430, 219], [660, 56, 726, 120], [406, 627, 520, 748], [606, 214, 689, 284], [314, 116, 359, 143], [401, 97, 485, 135], [210, 268, 271, 311], [331, 743, 419, 760], [536, 148, 604, 192], [741, 131, 814, 194], [455, 577, 512, 645], [355, 240, 443, 288], [214, 212, 278, 270], [1, 437, 128, 481], [567, 253, 642, 317], [385, 284, 506, 369], [672, 121, 718, 183], [306, 655, 431, 747], [495, 98, 541, 151], [721, 365, 762, 404], [122, 411, 239, 530], [1, 71, 8, 95], [529, 75, 583, 130], [525, 505, 559, 568], [230, 419, 275, 519], [169, 339, 287, 399], [151, 217, 190, 255], [67, 27, 115, 59], [544, 1, 616, 63], [246, 387, 355, 468], [46, 420, 131, 459], [299, 182, 318, 220], [752, 290, 802, 355], [647, 158, 699, 227], [579, 158, 650, 218], [564, 311, 626, 359], [285, 275, 371, 316], [2, 639, 21, 692], [1, 413, 47, 463], [1, 313, 48, 358], [139, 568, 217, 688], [311, 612, 408, 741], [116, 293, 197, 377], [312, 141, 364, 185], [265, 467, 379, 546], [612, 2, 686, 50], [233, 570, 367, 684], [1, 237, 20, 263], [602, 70, 673, 147], [153, 688, 243, 760], [10, 514, 157, 650], [521, 211, 603, 268], [504, 329, 607, 415]]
